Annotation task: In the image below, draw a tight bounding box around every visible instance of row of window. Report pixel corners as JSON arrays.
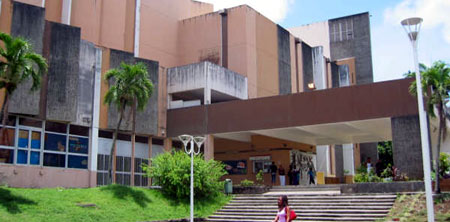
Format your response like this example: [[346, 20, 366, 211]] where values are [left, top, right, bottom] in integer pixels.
[[330, 18, 354, 42], [97, 154, 149, 187], [0, 116, 89, 169]]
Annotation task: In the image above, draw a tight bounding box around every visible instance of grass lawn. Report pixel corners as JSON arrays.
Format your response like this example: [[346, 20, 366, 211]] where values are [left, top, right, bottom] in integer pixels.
[[0, 185, 232, 222], [380, 193, 450, 222]]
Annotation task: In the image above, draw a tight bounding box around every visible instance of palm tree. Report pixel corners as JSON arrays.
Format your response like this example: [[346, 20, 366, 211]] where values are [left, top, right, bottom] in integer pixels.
[[0, 32, 47, 134], [406, 61, 450, 193], [104, 62, 154, 184]]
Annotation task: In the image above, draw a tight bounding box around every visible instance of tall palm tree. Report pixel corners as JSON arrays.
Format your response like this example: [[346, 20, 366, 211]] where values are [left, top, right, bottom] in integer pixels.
[[0, 32, 47, 132], [104, 62, 154, 184], [406, 61, 450, 193]]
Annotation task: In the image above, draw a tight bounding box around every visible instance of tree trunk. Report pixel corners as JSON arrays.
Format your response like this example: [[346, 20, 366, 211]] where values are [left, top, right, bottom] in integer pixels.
[[109, 103, 125, 184], [0, 93, 10, 144], [131, 99, 136, 186], [435, 103, 444, 194]]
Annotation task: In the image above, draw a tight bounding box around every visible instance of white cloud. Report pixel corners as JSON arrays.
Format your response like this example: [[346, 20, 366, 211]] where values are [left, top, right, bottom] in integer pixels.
[[197, 0, 294, 23], [373, 0, 450, 82], [384, 0, 450, 44]]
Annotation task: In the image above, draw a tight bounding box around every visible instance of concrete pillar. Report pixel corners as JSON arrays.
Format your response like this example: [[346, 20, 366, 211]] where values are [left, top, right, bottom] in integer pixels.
[[88, 47, 102, 187], [164, 138, 172, 153], [148, 136, 152, 186], [61, 0, 72, 25], [392, 115, 423, 179], [134, 0, 141, 57], [204, 135, 214, 160], [204, 63, 211, 105], [360, 142, 378, 165], [334, 145, 344, 183]]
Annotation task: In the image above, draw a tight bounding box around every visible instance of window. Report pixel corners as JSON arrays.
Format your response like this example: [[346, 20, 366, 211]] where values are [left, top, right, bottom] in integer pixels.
[[330, 18, 354, 42], [134, 158, 149, 187], [97, 154, 111, 186], [0, 116, 89, 169], [116, 156, 132, 185], [253, 160, 272, 173]]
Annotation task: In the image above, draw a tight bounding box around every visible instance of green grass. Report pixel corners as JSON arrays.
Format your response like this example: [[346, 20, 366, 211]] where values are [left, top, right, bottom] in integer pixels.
[[0, 185, 232, 222], [380, 193, 450, 222]]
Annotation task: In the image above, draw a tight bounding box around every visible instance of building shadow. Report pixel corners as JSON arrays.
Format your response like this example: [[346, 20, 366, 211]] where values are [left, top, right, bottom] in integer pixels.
[[0, 187, 36, 214], [100, 184, 152, 208]]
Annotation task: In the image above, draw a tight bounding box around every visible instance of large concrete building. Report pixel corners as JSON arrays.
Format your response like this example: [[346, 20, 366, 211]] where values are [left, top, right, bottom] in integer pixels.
[[0, 0, 429, 187]]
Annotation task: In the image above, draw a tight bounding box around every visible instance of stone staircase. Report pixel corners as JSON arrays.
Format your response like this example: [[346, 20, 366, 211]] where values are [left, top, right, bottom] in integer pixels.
[[207, 186, 396, 221]]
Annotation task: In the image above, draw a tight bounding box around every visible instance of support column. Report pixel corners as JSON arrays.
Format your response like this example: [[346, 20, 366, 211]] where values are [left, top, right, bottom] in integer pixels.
[[204, 135, 214, 160], [61, 0, 72, 25], [334, 145, 344, 183], [164, 138, 172, 153], [392, 115, 423, 179], [148, 136, 152, 186]]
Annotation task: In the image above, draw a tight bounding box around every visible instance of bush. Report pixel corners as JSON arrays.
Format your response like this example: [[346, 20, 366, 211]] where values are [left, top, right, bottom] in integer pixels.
[[439, 152, 450, 178], [142, 151, 227, 199], [354, 165, 383, 183], [240, 179, 254, 187], [256, 170, 264, 185]]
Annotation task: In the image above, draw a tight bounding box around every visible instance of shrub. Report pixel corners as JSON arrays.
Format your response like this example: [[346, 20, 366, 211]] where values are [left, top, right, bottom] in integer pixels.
[[439, 152, 450, 178], [142, 151, 227, 199], [256, 170, 264, 185], [354, 165, 383, 183], [240, 179, 254, 187]]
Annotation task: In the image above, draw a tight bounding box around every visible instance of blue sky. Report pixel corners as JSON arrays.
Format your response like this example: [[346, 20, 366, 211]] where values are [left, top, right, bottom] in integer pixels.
[[200, 0, 450, 82]]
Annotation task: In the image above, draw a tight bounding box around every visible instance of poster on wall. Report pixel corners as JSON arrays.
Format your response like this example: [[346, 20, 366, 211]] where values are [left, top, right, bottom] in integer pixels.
[[223, 160, 247, 175], [290, 150, 316, 185]]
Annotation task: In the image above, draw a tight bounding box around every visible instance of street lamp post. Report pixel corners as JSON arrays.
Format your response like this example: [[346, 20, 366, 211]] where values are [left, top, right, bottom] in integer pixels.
[[401, 17, 434, 222], [179, 135, 205, 222]]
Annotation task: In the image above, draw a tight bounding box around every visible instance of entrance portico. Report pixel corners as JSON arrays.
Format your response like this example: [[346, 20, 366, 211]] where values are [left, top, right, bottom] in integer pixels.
[[167, 78, 422, 182]]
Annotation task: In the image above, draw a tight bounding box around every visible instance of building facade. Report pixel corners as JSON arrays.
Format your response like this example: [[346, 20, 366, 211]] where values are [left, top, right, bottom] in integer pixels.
[[0, 0, 425, 187]]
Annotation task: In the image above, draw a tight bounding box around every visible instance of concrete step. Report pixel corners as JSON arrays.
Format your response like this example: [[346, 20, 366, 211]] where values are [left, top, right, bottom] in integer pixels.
[[223, 205, 393, 210], [213, 211, 388, 217], [208, 214, 384, 221], [233, 194, 397, 199], [217, 209, 390, 213], [228, 199, 395, 204]]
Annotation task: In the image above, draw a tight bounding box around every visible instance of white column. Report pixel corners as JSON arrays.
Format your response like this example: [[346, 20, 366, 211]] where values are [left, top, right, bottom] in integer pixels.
[[89, 48, 102, 173], [204, 63, 211, 105], [41, 0, 45, 8], [134, 0, 141, 57], [0, 0, 2, 17], [61, 0, 72, 25]]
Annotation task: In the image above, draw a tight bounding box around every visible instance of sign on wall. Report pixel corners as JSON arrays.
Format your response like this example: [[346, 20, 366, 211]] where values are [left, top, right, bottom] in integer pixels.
[[223, 160, 247, 175]]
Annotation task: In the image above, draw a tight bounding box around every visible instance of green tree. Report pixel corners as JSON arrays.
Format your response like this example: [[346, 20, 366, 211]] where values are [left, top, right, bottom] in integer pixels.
[[406, 61, 450, 193], [104, 62, 154, 184], [0, 32, 47, 136]]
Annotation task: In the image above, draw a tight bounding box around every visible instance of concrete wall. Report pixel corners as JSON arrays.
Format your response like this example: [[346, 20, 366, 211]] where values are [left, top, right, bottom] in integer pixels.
[[167, 62, 248, 100], [277, 25, 292, 95], [289, 21, 330, 58], [178, 13, 221, 67], [301, 42, 313, 92], [107, 49, 159, 135], [0, 164, 94, 188], [329, 13, 373, 85], [74, 40, 100, 126], [256, 13, 278, 97], [312, 46, 326, 90], [8, 2, 45, 116], [45, 22, 81, 122], [391, 115, 423, 179], [227, 6, 257, 99], [359, 142, 378, 166]]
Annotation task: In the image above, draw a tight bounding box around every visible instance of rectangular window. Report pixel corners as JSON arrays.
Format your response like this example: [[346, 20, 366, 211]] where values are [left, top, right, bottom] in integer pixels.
[[69, 136, 88, 154], [17, 150, 28, 164], [0, 128, 15, 147], [0, 149, 13, 164], [18, 130, 28, 148], [44, 133, 67, 152], [45, 121, 67, 133], [68, 155, 88, 169], [31, 132, 41, 149], [43, 153, 66, 167], [19, 117, 42, 128], [330, 18, 354, 42], [30, 151, 40, 165]]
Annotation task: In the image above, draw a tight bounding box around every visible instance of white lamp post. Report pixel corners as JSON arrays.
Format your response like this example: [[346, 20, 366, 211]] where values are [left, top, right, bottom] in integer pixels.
[[401, 17, 434, 222], [179, 134, 205, 222]]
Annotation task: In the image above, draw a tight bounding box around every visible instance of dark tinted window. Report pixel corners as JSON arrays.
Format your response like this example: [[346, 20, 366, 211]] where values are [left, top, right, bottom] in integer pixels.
[[43, 153, 65, 167]]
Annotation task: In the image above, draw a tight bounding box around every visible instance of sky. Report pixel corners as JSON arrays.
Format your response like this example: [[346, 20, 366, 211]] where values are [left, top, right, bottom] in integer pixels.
[[198, 0, 450, 82]]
